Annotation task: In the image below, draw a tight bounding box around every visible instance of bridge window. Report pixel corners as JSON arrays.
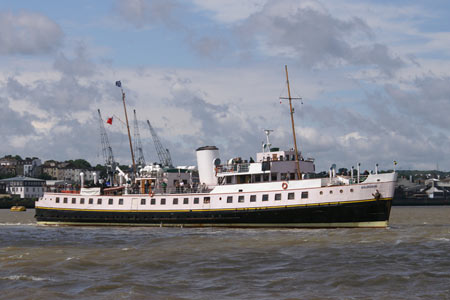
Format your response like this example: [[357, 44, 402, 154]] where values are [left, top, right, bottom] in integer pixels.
[[275, 193, 281, 201], [250, 195, 256, 202], [301, 192, 309, 199], [288, 192, 295, 200], [227, 196, 233, 203], [238, 195, 244, 203]]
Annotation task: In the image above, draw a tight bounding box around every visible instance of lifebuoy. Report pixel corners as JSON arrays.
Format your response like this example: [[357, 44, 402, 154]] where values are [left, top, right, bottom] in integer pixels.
[[282, 182, 288, 190], [149, 191, 154, 197]]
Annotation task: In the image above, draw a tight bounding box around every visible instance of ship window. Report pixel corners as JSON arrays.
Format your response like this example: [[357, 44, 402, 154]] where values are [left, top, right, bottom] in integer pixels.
[[275, 193, 281, 201], [250, 195, 256, 202], [238, 195, 244, 203], [183, 198, 189, 204], [194, 197, 199, 204], [290, 173, 296, 180], [89, 198, 93, 204], [288, 192, 295, 200], [227, 196, 233, 203], [151, 198, 156, 205], [72, 198, 76, 204], [271, 173, 277, 181], [226, 176, 232, 184], [56, 197, 60, 203], [203, 197, 210, 204], [255, 175, 261, 182], [350, 189, 354, 192], [262, 194, 269, 201], [98, 198, 102, 205], [340, 189, 343, 193], [173, 198, 178, 205], [263, 174, 269, 182], [319, 191, 323, 195], [80, 198, 85, 204], [161, 198, 166, 205], [141, 199, 146, 205], [329, 190, 333, 194], [119, 199, 124, 205], [109, 198, 113, 205], [281, 173, 287, 180], [301, 192, 308, 199], [63, 197, 68, 204]]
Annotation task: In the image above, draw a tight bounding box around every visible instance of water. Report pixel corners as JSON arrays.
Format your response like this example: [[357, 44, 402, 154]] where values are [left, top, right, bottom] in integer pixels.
[[1, 207, 449, 299]]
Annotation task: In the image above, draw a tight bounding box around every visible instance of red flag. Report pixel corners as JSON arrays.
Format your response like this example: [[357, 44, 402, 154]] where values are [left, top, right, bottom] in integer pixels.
[[106, 117, 113, 125]]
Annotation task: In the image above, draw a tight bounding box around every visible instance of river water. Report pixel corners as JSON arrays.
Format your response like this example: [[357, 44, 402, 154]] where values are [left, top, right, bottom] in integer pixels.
[[0, 207, 449, 300]]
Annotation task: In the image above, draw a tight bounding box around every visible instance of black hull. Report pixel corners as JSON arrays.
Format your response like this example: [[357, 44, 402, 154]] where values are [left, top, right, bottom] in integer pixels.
[[35, 199, 392, 228]]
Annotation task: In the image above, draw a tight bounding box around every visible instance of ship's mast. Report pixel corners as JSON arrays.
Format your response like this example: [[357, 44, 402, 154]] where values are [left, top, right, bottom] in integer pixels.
[[116, 81, 136, 177], [284, 65, 302, 180]]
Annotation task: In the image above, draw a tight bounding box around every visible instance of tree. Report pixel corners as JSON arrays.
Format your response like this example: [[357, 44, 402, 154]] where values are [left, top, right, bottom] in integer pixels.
[[66, 159, 92, 169], [338, 168, 348, 175]]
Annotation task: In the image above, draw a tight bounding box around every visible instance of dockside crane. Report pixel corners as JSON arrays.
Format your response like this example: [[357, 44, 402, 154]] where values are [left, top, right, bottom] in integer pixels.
[[146, 120, 173, 168], [98, 109, 118, 185], [133, 109, 146, 168]]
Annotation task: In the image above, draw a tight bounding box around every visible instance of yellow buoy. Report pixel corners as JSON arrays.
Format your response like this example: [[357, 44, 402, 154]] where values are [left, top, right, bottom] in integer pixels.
[[10, 206, 26, 212]]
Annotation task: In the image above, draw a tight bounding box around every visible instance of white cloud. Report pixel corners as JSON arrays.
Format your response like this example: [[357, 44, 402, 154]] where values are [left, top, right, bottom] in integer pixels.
[[0, 11, 63, 55]]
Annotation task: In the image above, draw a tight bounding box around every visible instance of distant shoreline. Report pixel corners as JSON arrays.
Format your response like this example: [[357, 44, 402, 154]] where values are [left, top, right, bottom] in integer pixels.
[[0, 196, 36, 209]]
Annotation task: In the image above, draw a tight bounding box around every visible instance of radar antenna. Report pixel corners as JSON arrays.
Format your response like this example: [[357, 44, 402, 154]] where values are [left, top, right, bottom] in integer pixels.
[[263, 129, 273, 152], [147, 120, 173, 168], [133, 109, 146, 168]]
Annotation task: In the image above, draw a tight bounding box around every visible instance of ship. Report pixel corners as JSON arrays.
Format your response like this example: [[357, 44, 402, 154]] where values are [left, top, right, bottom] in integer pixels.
[[35, 66, 397, 228]]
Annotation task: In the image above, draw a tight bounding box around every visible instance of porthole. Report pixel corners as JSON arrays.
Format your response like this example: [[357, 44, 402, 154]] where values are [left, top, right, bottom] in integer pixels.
[[329, 190, 333, 194], [319, 191, 323, 195], [340, 190, 343, 193], [350, 189, 354, 192]]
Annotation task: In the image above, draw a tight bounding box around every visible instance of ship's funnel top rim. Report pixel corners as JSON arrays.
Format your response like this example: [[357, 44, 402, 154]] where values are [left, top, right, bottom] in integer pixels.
[[196, 146, 218, 151]]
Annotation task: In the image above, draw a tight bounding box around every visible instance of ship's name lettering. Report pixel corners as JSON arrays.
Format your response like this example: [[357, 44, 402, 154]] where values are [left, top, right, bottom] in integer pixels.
[[361, 184, 378, 189]]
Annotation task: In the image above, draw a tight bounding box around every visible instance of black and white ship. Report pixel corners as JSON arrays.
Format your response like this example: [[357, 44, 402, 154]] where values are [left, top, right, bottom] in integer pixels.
[[35, 67, 396, 228]]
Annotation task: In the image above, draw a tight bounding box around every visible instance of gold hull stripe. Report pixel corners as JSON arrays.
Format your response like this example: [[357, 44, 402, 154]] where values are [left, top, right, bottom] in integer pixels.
[[36, 197, 392, 213], [36, 220, 389, 228]]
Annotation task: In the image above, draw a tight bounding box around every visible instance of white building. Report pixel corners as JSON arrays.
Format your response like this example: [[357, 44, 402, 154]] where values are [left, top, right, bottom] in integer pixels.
[[0, 176, 45, 199]]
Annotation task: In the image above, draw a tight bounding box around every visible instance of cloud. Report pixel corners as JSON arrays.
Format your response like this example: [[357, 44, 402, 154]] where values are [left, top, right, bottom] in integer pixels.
[[235, 1, 404, 75], [0, 11, 63, 55], [53, 43, 96, 77], [115, 0, 182, 29]]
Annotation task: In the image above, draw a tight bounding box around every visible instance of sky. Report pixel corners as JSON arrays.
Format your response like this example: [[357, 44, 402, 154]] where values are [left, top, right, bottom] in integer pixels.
[[1, 0, 450, 172]]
